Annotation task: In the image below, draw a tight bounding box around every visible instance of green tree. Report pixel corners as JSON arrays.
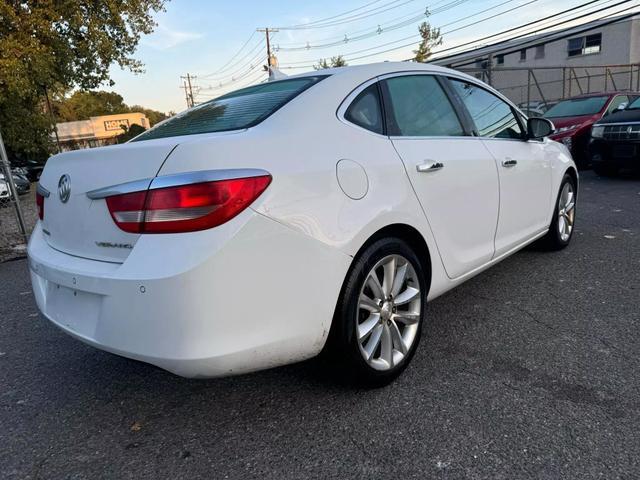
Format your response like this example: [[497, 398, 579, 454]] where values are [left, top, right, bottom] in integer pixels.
[[55, 91, 129, 122], [52, 91, 170, 127], [413, 21, 442, 63], [116, 123, 147, 143], [314, 55, 348, 70], [0, 0, 165, 159], [128, 105, 170, 127]]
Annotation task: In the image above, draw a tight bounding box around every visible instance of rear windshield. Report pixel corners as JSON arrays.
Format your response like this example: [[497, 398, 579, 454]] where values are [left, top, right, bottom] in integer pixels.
[[133, 76, 327, 142], [543, 96, 608, 118]]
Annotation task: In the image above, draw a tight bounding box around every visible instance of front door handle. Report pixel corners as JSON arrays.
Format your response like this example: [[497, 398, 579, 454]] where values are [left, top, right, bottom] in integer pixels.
[[502, 158, 518, 167], [417, 161, 444, 173]]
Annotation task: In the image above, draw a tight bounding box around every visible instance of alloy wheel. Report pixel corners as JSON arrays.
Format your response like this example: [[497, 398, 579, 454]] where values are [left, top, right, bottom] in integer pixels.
[[356, 255, 421, 371], [558, 182, 575, 242]]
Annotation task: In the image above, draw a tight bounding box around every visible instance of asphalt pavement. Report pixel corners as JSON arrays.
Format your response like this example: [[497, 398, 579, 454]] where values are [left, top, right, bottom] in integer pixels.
[[1, 170, 639, 479]]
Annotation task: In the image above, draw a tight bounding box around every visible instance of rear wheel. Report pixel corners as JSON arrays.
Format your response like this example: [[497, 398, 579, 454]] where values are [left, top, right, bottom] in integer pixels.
[[538, 173, 576, 250], [327, 237, 427, 386]]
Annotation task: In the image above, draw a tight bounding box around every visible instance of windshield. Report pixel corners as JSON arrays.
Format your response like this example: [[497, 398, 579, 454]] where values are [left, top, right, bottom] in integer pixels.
[[133, 76, 327, 142], [543, 96, 609, 118], [627, 97, 640, 109]]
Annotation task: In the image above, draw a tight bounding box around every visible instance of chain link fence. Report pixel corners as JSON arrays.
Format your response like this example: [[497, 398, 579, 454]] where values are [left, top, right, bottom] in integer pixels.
[[456, 63, 640, 113], [0, 131, 33, 262]]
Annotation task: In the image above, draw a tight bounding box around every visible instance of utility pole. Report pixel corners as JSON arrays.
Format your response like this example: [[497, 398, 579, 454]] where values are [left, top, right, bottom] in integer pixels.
[[180, 74, 196, 107], [257, 27, 279, 70], [181, 80, 190, 108]]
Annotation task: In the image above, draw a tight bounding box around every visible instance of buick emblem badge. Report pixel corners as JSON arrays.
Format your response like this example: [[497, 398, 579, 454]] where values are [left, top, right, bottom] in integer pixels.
[[58, 174, 71, 203]]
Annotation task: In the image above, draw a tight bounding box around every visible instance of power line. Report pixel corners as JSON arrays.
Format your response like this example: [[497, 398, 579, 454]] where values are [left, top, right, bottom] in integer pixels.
[[200, 39, 266, 79], [275, 0, 414, 30], [276, 0, 474, 52], [279, 0, 542, 68], [282, 0, 629, 68], [213, 31, 257, 73], [279, 0, 388, 29], [431, 0, 633, 63]]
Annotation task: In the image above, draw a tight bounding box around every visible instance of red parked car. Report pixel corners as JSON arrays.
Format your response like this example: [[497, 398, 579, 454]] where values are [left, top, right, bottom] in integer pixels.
[[543, 92, 639, 168]]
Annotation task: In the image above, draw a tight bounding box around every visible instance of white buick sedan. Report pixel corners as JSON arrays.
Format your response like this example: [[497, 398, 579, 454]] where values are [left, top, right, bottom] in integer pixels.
[[29, 63, 576, 385]]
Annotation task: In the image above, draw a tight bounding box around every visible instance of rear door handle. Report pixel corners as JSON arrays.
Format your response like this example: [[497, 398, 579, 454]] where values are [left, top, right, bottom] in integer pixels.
[[502, 158, 518, 167], [416, 161, 444, 173]]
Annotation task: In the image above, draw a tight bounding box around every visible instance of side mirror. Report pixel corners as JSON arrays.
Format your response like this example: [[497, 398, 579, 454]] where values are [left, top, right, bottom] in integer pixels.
[[527, 117, 554, 139], [616, 102, 628, 111]]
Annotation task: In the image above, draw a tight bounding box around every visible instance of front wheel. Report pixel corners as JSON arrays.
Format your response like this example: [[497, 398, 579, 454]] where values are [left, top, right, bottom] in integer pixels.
[[538, 173, 576, 250], [326, 237, 428, 386]]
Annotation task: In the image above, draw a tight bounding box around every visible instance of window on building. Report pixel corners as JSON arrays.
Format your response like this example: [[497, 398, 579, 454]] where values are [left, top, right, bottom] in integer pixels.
[[519, 49, 526, 62], [496, 55, 504, 65], [535, 45, 545, 59], [568, 33, 602, 57]]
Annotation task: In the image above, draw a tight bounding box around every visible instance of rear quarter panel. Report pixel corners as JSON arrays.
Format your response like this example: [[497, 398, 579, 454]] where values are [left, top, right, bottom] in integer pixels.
[[157, 73, 450, 300]]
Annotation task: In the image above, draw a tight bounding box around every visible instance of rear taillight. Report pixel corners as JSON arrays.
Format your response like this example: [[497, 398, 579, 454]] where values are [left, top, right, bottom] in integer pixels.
[[36, 192, 44, 220], [105, 175, 271, 234]]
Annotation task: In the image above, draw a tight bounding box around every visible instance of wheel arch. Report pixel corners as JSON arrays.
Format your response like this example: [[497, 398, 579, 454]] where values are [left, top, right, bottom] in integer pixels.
[[564, 166, 578, 192], [322, 222, 433, 355], [352, 223, 433, 294]]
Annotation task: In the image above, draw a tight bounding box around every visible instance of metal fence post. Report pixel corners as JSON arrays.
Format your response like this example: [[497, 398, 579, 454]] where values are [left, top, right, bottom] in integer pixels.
[[0, 127, 28, 243], [526, 69, 531, 109]]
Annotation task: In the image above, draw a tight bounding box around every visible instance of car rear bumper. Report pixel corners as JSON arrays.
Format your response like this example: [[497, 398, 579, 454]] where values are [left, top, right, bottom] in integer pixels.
[[28, 210, 351, 378]]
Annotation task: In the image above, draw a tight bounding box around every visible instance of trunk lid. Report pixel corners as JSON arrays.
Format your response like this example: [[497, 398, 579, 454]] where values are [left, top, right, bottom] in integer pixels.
[[38, 138, 178, 263]]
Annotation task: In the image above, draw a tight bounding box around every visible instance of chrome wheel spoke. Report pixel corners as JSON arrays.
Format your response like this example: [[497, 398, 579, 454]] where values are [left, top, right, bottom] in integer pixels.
[[391, 262, 408, 298], [389, 320, 407, 355], [380, 324, 393, 368], [558, 216, 566, 235], [358, 313, 380, 341], [364, 324, 384, 360], [392, 312, 420, 325], [394, 286, 419, 306], [382, 257, 396, 297], [366, 273, 384, 301], [359, 294, 380, 312], [565, 200, 575, 213]]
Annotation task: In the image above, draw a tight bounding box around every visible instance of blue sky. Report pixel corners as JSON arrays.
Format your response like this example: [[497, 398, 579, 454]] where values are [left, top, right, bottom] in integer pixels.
[[108, 0, 630, 113]]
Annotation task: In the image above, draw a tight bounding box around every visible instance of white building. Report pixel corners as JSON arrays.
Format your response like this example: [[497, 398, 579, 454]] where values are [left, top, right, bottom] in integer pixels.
[[54, 112, 149, 151]]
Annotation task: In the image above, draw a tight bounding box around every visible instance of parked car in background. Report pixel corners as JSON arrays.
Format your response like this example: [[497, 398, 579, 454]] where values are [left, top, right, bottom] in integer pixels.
[[29, 63, 576, 385], [518, 100, 558, 118], [0, 180, 8, 202], [543, 92, 639, 168], [589, 95, 640, 176], [0, 172, 30, 196], [10, 158, 45, 182]]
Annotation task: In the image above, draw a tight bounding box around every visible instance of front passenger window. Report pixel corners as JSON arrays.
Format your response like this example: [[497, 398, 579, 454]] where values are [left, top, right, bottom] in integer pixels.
[[450, 80, 524, 140]]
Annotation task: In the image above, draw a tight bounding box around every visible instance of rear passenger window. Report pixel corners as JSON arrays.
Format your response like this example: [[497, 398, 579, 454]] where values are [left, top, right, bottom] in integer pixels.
[[449, 80, 524, 139], [383, 75, 465, 137], [344, 84, 384, 134]]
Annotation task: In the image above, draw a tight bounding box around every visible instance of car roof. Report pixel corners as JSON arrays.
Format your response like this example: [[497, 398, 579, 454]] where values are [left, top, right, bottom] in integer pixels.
[[562, 91, 640, 100], [281, 61, 478, 83]]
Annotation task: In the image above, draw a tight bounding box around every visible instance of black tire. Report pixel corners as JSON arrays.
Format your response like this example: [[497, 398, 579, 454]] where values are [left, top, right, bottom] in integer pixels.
[[325, 237, 428, 387], [593, 163, 618, 177], [538, 173, 577, 251]]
